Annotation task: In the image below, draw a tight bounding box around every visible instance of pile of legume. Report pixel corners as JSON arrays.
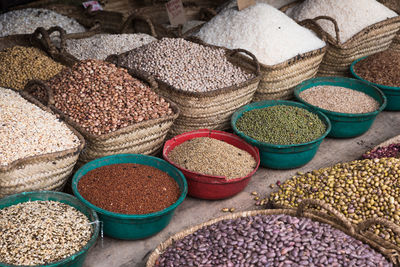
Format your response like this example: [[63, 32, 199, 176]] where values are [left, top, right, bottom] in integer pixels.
[[78, 163, 180, 214], [271, 157, 400, 245], [299, 85, 380, 113], [354, 50, 400, 87], [155, 214, 391, 266], [0, 46, 64, 90], [0, 201, 92, 266], [197, 2, 325, 66], [0, 8, 85, 37], [168, 137, 256, 179], [0, 87, 80, 166], [235, 105, 326, 145], [363, 143, 400, 159], [118, 38, 253, 92], [37, 59, 172, 135], [287, 0, 398, 43], [65, 33, 156, 60]]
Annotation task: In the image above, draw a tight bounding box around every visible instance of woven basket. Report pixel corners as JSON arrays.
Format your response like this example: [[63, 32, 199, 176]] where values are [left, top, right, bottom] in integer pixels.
[[22, 65, 180, 165], [0, 89, 85, 199], [108, 40, 260, 136], [147, 199, 400, 266], [378, 0, 400, 51], [281, 1, 400, 77], [121, 3, 216, 38]]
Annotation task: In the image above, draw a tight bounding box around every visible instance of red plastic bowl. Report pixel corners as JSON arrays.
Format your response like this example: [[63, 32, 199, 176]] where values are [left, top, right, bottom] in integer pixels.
[[163, 129, 260, 200]]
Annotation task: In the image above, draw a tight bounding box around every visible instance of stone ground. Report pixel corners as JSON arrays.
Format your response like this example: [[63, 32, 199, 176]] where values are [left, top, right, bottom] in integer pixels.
[[83, 111, 400, 267]]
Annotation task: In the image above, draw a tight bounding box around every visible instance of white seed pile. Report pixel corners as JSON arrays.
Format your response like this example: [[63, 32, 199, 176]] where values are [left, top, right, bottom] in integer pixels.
[[65, 33, 156, 60], [0, 8, 86, 37], [0, 88, 80, 166], [287, 0, 398, 43], [196, 2, 325, 66], [0, 201, 92, 266], [168, 137, 257, 179], [299, 85, 380, 113], [119, 38, 253, 92]]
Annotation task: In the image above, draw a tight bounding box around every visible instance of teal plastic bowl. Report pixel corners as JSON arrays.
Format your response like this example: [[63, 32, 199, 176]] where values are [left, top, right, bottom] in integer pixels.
[[72, 154, 188, 240], [350, 57, 400, 111], [231, 100, 331, 169], [294, 77, 387, 138], [0, 191, 99, 267]]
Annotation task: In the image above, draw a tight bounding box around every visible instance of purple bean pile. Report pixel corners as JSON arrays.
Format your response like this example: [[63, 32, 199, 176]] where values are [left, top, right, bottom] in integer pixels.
[[363, 143, 400, 159], [155, 214, 391, 267]]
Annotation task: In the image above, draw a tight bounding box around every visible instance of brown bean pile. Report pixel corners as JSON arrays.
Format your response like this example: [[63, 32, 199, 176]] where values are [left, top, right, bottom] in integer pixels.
[[0, 46, 63, 90], [39, 59, 172, 135], [354, 49, 400, 87], [78, 163, 181, 214]]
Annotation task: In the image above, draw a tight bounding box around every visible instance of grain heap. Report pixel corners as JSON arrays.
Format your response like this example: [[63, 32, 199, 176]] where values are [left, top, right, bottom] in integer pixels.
[[0, 46, 64, 90], [118, 38, 253, 92], [235, 105, 326, 145], [287, 0, 398, 43], [196, 2, 325, 66], [36, 59, 173, 135], [271, 158, 400, 245], [65, 33, 156, 60], [0, 201, 92, 265], [299, 86, 379, 113], [0, 8, 85, 37], [155, 214, 391, 266], [168, 137, 256, 179], [78, 164, 180, 214], [354, 50, 400, 87], [0, 87, 79, 166]]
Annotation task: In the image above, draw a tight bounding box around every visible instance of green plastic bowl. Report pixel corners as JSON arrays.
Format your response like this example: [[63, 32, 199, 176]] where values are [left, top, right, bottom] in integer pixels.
[[350, 57, 400, 111], [231, 100, 331, 169], [0, 191, 99, 267], [72, 154, 188, 240], [294, 77, 387, 138]]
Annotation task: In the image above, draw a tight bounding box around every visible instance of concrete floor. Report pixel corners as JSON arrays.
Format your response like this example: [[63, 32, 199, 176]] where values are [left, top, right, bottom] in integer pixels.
[[83, 111, 400, 267]]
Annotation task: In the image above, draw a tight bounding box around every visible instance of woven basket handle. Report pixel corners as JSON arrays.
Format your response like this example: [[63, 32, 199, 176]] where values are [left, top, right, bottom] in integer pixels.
[[310, 16, 341, 44], [227, 49, 260, 75], [23, 80, 55, 107], [279, 0, 303, 13], [64, 21, 101, 42], [32, 26, 67, 56], [297, 199, 355, 235], [120, 13, 157, 38]]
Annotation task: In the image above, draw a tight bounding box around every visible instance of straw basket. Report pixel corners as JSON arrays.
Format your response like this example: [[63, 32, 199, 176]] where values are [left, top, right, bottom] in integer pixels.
[[108, 40, 260, 136], [0, 90, 85, 199], [281, 1, 400, 77], [21, 62, 179, 165], [147, 199, 400, 266], [378, 0, 400, 51]]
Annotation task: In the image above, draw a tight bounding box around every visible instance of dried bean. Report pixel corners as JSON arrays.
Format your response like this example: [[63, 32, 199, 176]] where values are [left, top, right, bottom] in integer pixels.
[[363, 143, 400, 159]]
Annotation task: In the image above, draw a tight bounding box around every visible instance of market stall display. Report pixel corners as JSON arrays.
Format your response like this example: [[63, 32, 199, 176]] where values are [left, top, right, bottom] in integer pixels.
[[294, 77, 387, 138], [0, 191, 99, 267], [72, 154, 187, 240], [363, 134, 400, 159], [196, 2, 326, 100], [163, 129, 260, 199], [147, 200, 399, 266], [283, 0, 400, 76], [231, 100, 331, 169], [111, 37, 260, 136], [23, 59, 179, 163], [351, 49, 400, 110], [0, 87, 84, 198]]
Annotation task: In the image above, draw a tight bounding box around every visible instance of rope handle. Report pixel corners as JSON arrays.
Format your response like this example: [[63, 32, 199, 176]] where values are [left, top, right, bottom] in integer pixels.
[[227, 48, 260, 76], [297, 199, 355, 235], [120, 13, 157, 38], [32, 26, 67, 56], [23, 80, 55, 107], [309, 16, 341, 44]]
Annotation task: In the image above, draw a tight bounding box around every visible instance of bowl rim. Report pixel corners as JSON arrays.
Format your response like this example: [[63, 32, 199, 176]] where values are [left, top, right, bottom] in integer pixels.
[[293, 77, 387, 117], [162, 129, 261, 184], [0, 191, 100, 267], [71, 154, 188, 219], [350, 56, 400, 91], [231, 100, 332, 149]]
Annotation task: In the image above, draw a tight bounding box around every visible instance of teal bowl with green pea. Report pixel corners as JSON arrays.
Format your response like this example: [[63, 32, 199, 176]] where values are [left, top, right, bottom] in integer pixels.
[[350, 57, 400, 111], [294, 77, 387, 138], [231, 100, 331, 169]]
